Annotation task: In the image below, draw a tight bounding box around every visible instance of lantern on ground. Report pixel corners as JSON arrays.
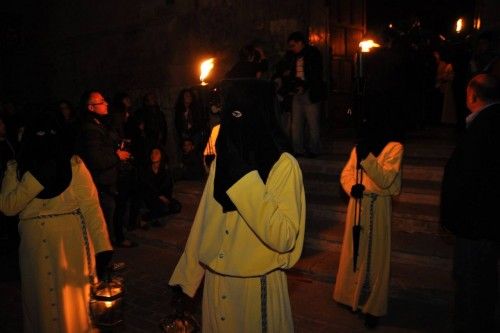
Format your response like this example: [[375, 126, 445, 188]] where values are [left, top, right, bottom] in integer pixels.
[[90, 276, 125, 328]]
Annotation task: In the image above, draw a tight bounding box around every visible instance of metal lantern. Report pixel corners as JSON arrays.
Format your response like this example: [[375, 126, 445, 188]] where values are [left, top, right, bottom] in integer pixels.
[[90, 276, 124, 328]]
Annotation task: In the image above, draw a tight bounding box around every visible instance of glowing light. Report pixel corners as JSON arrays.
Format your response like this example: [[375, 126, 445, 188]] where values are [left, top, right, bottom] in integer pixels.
[[389, 23, 393, 29], [456, 18, 463, 33], [439, 34, 446, 41], [359, 40, 380, 53], [309, 32, 322, 44], [474, 18, 481, 30], [200, 58, 215, 85]]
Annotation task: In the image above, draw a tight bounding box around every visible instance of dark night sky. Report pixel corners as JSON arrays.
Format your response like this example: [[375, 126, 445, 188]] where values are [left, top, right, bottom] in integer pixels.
[[367, 0, 475, 35]]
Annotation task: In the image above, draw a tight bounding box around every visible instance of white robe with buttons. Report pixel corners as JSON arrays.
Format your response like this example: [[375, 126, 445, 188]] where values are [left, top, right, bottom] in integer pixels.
[[170, 152, 306, 332], [0, 156, 112, 333], [333, 142, 403, 316]]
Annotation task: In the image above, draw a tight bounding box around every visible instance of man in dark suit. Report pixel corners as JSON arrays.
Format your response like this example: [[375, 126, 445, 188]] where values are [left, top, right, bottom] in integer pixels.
[[78, 91, 136, 248], [441, 73, 500, 332]]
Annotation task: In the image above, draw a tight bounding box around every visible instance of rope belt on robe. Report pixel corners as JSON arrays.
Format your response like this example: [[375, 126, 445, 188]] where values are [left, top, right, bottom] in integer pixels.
[[359, 193, 377, 305]]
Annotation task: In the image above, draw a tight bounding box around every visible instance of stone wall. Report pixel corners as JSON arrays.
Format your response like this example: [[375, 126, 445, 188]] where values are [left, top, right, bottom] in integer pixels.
[[3, 0, 314, 107], [2, 0, 331, 161]]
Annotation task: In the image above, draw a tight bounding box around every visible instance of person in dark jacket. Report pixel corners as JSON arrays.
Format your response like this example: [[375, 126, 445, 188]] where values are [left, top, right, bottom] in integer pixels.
[[139, 147, 181, 226], [286, 31, 325, 158], [174, 88, 205, 150], [77, 90, 136, 247], [0, 115, 17, 246], [225, 44, 264, 79], [133, 92, 168, 152], [180, 138, 205, 181], [440, 73, 500, 332]]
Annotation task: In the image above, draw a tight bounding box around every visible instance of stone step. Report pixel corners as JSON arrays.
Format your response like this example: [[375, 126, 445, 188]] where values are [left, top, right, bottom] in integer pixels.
[[139, 182, 456, 299], [307, 192, 441, 233], [291, 238, 454, 297], [324, 139, 455, 159], [299, 158, 445, 182], [304, 177, 440, 206]]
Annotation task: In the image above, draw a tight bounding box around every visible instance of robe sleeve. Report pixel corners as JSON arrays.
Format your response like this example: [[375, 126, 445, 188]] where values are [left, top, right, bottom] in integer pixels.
[[72, 157, 112, 254], [360, 142, 403, 193], [226, 155, 303, 253], [0, 161, 44, 216], [340, 148, 358, 196], [168, 160, 215, 297]]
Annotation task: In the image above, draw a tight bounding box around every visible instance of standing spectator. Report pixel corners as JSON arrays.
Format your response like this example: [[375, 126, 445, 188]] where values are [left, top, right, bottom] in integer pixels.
[[434, 51, 456, 125], [441, 73, 500, 332], [286, 31, 325, 158], [56, 100, 80, 155], [333, 120, 403, 329], [77, 90, 136, 248], [180, 138, 205, 181], [0, 112, 113, 333], [0, 115, 16, 179], [225, 44, 264, 79], [174, 88, 205, 150], [0, 115, 17, 244], [1, 101, 22, 149], [169, 79, 304, 332], [449, 40, 472, 133], [470, 31, 500, 78], [111, 92, 142, 232], [139, 147, 181, 226], [134, 92, 167, 152], [110, 92, 133, 139]]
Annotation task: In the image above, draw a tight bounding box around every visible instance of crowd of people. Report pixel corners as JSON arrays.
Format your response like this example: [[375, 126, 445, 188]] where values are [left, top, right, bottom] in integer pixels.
[[0, 27, 499, 332]]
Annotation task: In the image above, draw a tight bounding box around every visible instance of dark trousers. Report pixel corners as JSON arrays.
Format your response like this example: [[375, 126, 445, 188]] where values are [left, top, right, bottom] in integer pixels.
[[115, 167, 140, 233], [453, 236, 499, 332], [98, 190, 117, 243], [144, 198, 181, 220]]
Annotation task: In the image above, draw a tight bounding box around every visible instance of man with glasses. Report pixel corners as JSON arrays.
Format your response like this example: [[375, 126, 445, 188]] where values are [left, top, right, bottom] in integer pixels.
[[77, 90, 137, 248]]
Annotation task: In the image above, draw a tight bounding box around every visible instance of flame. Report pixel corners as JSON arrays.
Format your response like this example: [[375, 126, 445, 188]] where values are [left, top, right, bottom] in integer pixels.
[[104, 301, 114, 308], [474, 17, 481, 30], [200, 58, 215, 85], [359, 40, 380, 53], [456, 18, 463, 33]]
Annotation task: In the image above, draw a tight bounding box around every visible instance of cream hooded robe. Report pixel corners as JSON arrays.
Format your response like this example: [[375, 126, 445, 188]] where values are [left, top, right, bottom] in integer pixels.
[[0, 156, 112, 333], [333, 142, 403, 316], [169, 152, 305, 333]]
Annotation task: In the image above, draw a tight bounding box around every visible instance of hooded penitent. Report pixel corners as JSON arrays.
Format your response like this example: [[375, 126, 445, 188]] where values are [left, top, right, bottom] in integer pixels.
[[16, 112, 72, 199], [355, 116, 401, 159], [213, 79, 290, 212]]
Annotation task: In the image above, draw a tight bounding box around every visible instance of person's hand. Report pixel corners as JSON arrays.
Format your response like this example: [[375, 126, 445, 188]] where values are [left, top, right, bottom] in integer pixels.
[[95, 250, 113, 281], [116, 149, 131, 161], [350, 184, 365, 199], [356, 142, 371, 168], [170, 285, 196, 315]]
